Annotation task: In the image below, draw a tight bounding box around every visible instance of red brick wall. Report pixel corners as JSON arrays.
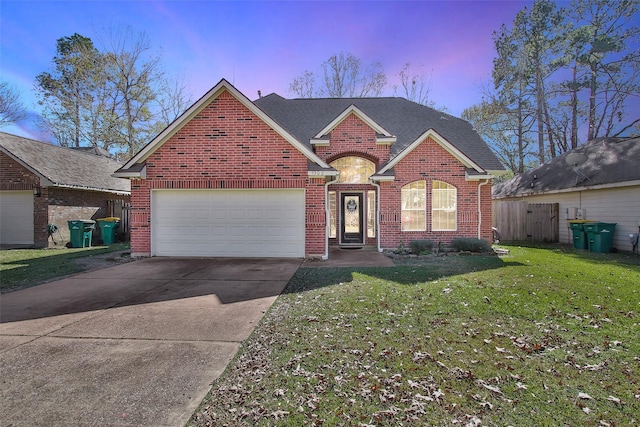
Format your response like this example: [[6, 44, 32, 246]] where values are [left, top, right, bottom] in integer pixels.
[[315, 113, 390, 165], [1, 152, 40, 190], [378, 136, 492, 249], [130, 89, 325, 256]]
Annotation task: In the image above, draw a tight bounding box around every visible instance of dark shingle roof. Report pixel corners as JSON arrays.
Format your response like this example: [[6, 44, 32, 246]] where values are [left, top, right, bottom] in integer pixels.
[[0, 132, 130, 194], [493, 137, 640, 198], [254, 94, 505, 172]]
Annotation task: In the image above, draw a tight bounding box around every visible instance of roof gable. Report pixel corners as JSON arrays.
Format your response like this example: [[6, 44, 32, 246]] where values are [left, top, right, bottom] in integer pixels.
[[117, 79, 329, 176], [0, 132, 130, 194], [310, 105, 396, 145], [378, 128, 484, 174], [254, 96, 505, 173]]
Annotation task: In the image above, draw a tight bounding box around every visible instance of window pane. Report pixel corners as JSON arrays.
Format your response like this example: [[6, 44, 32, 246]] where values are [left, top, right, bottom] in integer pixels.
[[432, 181, 456, 231], [401, 180, 426, 231], [329, 191, 336, 238], [367, 190, 375, 238], [329, 157, 376, 184]]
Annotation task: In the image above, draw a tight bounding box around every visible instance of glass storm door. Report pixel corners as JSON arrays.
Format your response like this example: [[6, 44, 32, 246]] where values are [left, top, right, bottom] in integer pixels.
[[341, 193, 364, 244]]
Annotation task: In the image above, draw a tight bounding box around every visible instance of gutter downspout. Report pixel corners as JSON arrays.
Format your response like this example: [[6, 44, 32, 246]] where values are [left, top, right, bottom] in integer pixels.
[[371, 181, 382, 253], [323, 175, 340, 260], [477, 179, 489, 240]]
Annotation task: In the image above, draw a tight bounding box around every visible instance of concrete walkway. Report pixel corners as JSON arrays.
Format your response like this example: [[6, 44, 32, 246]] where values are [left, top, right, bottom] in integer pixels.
[[0, 257, 301, 426]]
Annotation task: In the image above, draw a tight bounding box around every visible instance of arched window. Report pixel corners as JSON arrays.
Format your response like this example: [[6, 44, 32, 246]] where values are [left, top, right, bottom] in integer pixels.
[[432, 180, 457, 231], [401, 180, 426, 231], [329, 156, 375, 184]]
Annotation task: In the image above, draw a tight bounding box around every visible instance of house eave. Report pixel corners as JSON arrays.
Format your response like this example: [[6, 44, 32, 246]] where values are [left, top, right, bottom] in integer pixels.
[[45, 182, 131, 196], [493, 179, 640, 199], [370, 175, 395, 182], [310, 137, 330, 146], [465, 171, 493, 181], [308, 170, 339, 177], [112, 165, 147, 180], [375, 134, 397, 145]]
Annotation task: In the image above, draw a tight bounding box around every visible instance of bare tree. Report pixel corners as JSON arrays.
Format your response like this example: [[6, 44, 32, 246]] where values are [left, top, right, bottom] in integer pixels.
[[288, 52, 387, 98], [394, 63, 435, 107], [0, 81, 27, 128], [289, 70, 315, 98]]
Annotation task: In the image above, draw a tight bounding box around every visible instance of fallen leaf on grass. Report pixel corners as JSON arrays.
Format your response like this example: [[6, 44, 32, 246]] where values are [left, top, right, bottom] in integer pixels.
[[606, 395, 621, 404], [578, 392, 593, 400], [478, 380, 503, 395], [270, 410, 290, 419]]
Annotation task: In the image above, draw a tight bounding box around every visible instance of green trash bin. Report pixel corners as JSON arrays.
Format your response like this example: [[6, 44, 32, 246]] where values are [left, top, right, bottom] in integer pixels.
[[96, 217, 120, 245], [569, 221, 591, 250], [67, 220, 96, 248], [584, 222, 617, 253]]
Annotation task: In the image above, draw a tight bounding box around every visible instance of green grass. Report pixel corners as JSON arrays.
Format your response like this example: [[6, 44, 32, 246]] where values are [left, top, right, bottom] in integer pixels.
[[0, 243, 129, 293], [190, 245, 640, 426]]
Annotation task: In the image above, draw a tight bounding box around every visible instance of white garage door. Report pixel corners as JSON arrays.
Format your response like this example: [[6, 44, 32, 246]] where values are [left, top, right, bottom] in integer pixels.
[[152, 189, 305, 257], [0, 191, 34, 245]]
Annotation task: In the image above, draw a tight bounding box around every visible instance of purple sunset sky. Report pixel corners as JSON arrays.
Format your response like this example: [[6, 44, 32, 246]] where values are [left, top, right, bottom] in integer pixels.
[[1, 0, 541, 141]]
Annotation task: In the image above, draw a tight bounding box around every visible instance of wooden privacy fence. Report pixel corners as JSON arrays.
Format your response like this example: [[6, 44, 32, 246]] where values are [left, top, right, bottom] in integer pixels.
[[492, 201, 559, 242], [107, 199, 131, 241]]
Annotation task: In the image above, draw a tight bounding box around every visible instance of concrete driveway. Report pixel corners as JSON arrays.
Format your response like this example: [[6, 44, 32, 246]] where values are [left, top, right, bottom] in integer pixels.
[[0, 257, 301, 426]]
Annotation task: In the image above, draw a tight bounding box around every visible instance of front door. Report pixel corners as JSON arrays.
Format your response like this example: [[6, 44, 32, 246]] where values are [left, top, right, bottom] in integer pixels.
[[341, 193, 364, 245]]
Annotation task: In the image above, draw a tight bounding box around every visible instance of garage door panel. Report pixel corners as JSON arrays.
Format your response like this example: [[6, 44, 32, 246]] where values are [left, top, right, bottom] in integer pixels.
[[152, 189, 305, 257], [0, 191, 34, 245]]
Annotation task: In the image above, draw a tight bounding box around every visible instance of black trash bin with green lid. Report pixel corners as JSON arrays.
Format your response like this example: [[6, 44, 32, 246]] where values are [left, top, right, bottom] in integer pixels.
[[67, 220, 96, 248], [584, 222, 617, 253], [96, 217, 120, 245], [568, 220, 592, 250]]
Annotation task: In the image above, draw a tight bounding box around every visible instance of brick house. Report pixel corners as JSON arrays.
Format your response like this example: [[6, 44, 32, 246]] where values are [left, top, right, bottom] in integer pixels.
[[114, 79, 504, 258], [0, 132, 130, 248]]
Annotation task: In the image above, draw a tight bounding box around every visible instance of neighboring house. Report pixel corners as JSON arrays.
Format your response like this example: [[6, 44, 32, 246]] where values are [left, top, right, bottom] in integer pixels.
[[114, 79, 504, 259], [493, 136, 640, 252], [0, 132, 131, 247]]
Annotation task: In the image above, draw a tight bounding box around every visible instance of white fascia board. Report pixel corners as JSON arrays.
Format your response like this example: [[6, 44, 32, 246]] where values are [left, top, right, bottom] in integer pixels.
[[310, 137, 330, 146], [379, 128, 483, 174], [44, 182, 130, 195], [493, 179, 640, 199], [313, 105, 395, 139], [370, 175, 395, 182], [120, 79, 330, 170], [112, 165, 146, 179], [465, 171, 494, 181], [375, 135, 396, 145], [308, 170, 339, 177]]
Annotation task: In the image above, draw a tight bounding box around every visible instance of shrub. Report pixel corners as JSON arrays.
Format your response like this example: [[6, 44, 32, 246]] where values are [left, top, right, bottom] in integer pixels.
[[394, 240, 409, 254], [409, 239, 435, 254], [451, 237, 492, 253]]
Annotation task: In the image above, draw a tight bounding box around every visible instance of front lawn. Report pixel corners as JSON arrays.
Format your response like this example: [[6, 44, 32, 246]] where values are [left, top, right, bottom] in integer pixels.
[[0, 243, 129, 293], [190, 245, 640, 426]]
